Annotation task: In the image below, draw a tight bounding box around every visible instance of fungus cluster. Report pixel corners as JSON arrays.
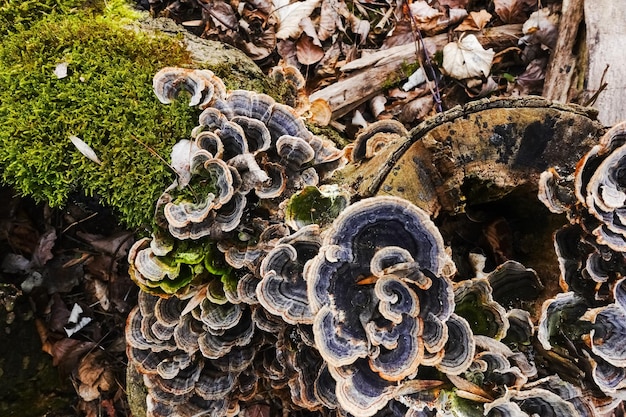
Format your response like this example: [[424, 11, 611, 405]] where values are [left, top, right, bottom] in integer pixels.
[[126, 68, 626, 416], [537, 122, 626, 407]]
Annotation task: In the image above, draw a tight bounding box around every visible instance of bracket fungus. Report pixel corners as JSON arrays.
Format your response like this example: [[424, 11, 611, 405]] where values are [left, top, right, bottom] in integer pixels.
[[575, 122, 626, 252], [306, 196, 473, 415], [127, 68, 626, 417]]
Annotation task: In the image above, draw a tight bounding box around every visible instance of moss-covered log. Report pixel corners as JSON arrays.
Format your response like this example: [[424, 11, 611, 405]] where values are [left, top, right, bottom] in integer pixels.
[[0, 0, 274, 229]]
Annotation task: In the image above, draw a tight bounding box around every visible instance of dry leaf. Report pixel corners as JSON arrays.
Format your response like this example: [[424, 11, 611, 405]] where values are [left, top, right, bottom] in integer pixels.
[[409, 1, 441, 22], [381, 20, 414, 49], [369, 95, 387, 118], [520, 8, 559, 50], [345, 13, 370, 44], [208, 1, 238, 30], [277, 39, 299, 67], [438, 0, 468, 7], [70, 136, 102, 165], [240, 29, 277, 60], [77, 351, 116, 401], [464, 76, 499, 98], [399, 95, 434, 123], [515, 57, 548, 95], [442, 34, 495, 80], [493, 0, 536, 23], [402, 67, 427, 91], [296, 34, 325, 65], [318, 0, 342, 41], [274, 0, 321, 39], [455, 10, 492, 32], [31, 228, 57, 268]]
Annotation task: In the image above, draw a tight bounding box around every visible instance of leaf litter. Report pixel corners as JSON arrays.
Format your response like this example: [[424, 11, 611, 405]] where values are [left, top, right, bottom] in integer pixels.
[[148, 0, 561, 139], [0, 187, 135, 415]]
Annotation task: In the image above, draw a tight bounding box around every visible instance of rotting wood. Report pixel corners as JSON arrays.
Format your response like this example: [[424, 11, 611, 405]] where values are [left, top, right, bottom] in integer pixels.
[[542, 0, 585, 103], [310, 24, 523, 120]]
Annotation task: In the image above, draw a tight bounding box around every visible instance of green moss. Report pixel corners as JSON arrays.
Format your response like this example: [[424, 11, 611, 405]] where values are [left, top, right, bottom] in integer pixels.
[[0, 0, 99, 34], [0, 4, 204, 227], [381, 60, 421, 91]]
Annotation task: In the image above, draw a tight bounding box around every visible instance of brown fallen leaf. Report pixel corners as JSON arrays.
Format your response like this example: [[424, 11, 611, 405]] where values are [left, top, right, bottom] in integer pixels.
[[493, 0, 536, 24], [31, 228, 57, 268], [274, 0, 321, 39], [455, 10, 493, 32], [438, 0, 468, 7], [296, 34, 325, 65], [317, 0, 342, 41], [77, 351, 116, 402], [37, 318, 96, 375], [399, 95, 434, 123]]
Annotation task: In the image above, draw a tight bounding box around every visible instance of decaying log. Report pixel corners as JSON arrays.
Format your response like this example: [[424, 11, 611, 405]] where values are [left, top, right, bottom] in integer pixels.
[[310, 24, 523, 120], [542, 0, 585, 103]]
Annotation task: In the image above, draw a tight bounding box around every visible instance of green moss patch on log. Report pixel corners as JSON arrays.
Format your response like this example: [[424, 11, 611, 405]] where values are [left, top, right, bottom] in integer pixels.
[[0, 0, 275, 228]]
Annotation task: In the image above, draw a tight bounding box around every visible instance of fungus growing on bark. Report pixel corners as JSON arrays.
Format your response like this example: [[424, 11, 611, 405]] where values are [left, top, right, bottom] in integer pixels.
[[257, 225, 321, 325], [454, 278, 509, 340]]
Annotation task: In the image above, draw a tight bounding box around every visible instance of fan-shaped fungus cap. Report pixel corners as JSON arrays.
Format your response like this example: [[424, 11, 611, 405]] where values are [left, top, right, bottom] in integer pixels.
[[454, 278, 509, 340], [153, 67, 225, 108], [537, 292, 588, 351], [351, 120, 409, 163], [257, 225, 321, 325], [486, 261, 543, 307], [307, 196, 451, 313], [305, 196, 468, 415], [484, 387, 580, 416], [575, 123, 626, 251], [538, 167, 575, 214]]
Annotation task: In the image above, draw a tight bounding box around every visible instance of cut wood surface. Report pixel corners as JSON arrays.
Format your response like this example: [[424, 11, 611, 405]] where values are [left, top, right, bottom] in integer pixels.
[[584, 0, 626, 125], [310, 24, 523, 119]]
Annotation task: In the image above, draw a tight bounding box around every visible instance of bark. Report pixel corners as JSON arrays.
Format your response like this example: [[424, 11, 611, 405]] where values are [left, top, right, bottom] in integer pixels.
[[583, 0, 626, 125]]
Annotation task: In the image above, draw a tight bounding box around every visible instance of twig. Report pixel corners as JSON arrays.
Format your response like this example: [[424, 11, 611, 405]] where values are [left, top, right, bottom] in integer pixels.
[[583, 64, 609, 107], [405, 1, 443, 112]]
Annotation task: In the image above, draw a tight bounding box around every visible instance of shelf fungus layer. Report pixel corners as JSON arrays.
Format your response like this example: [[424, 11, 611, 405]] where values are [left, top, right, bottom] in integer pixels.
[[575, 122, 626, 252], [306, 196, 472, 416]]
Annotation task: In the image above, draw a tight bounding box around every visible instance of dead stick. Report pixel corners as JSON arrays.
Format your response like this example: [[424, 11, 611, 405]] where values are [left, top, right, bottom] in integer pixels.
[[542, 0, 584, 102], [311, 24, 523, 120]]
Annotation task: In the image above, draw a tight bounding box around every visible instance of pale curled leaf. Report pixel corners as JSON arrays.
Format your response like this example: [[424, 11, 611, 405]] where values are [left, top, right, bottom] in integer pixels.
[[70, 135, 102, 165], [402, 67, 427, 91], [318, 0, 342, 41], [273, 0, 322, 40], [442, 34, 494, 80]]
